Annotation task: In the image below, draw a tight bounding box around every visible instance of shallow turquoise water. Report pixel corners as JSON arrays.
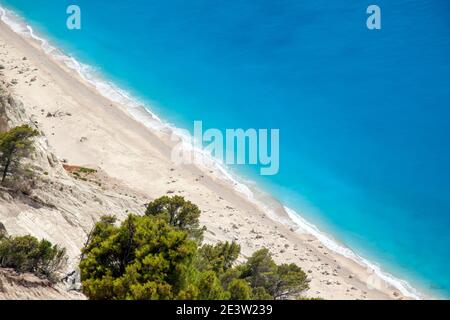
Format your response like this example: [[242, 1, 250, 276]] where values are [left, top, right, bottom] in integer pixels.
[[1, 0, 449, 298]]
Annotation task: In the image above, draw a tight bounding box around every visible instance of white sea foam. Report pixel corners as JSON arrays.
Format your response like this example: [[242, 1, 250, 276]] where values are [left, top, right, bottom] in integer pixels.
[[284, 206, 422, 299], [0, 5, 423, 300]]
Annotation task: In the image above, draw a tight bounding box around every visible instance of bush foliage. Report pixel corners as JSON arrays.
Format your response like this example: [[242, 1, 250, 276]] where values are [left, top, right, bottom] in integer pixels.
[[0, 234, 67, 280], [80, 215, 197, 299], [0, 125, 38, 184], [80, 196, 309, 300], [145, 195, 206, 242]]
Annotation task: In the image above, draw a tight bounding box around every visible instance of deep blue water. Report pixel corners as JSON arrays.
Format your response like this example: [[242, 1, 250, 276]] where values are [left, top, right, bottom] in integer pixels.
[[1, 0, 449, 298]]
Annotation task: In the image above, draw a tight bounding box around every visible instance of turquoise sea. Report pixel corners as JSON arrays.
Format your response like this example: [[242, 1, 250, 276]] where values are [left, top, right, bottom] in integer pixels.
[[1, 0, 449, 298]]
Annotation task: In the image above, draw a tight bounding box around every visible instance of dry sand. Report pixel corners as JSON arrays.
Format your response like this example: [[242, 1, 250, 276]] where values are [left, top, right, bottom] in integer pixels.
[[0, 19, 415, 300]]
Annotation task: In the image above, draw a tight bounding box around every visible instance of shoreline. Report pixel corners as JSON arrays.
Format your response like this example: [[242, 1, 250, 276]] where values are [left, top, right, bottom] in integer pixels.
[[0, 5, 426, 300]]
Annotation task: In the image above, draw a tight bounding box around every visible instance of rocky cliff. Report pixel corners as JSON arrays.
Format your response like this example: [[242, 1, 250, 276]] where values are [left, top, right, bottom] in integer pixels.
[[0, 82, 148, 299]]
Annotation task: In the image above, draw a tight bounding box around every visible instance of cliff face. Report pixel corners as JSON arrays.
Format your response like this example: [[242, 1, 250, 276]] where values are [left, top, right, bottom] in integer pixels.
[[0, 268, 85, 300], [0, 83, 148, 299]]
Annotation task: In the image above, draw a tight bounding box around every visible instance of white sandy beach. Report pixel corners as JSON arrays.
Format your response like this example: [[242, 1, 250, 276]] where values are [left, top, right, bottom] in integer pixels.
[[0, 14, 419, 300]]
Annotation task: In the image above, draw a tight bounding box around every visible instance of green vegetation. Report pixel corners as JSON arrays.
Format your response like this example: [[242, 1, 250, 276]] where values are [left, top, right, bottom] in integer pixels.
[[63, 165, 97, 178], [0, 125, 38, 184], [79, 215, 197, 300], [0, 234, 67, 281], [80, 196, 309, 300], [62, 165, 100, 186], [198, 241, 240, 274]]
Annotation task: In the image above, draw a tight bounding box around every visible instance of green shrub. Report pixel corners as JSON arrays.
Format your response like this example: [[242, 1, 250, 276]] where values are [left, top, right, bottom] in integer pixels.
[[80, 215, 197, 300], [0, 235, 67, 281], [80, 196, 310, 300], [80, 212, 310, 300], [227, 278, 253, 300], [198, 241, 240, 274], [239, 248, 309, 300], [0, 125, 39, 184], [196, 271, 229, 300], [0, 222, 7, 239], [77, 167, 97, 174]]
